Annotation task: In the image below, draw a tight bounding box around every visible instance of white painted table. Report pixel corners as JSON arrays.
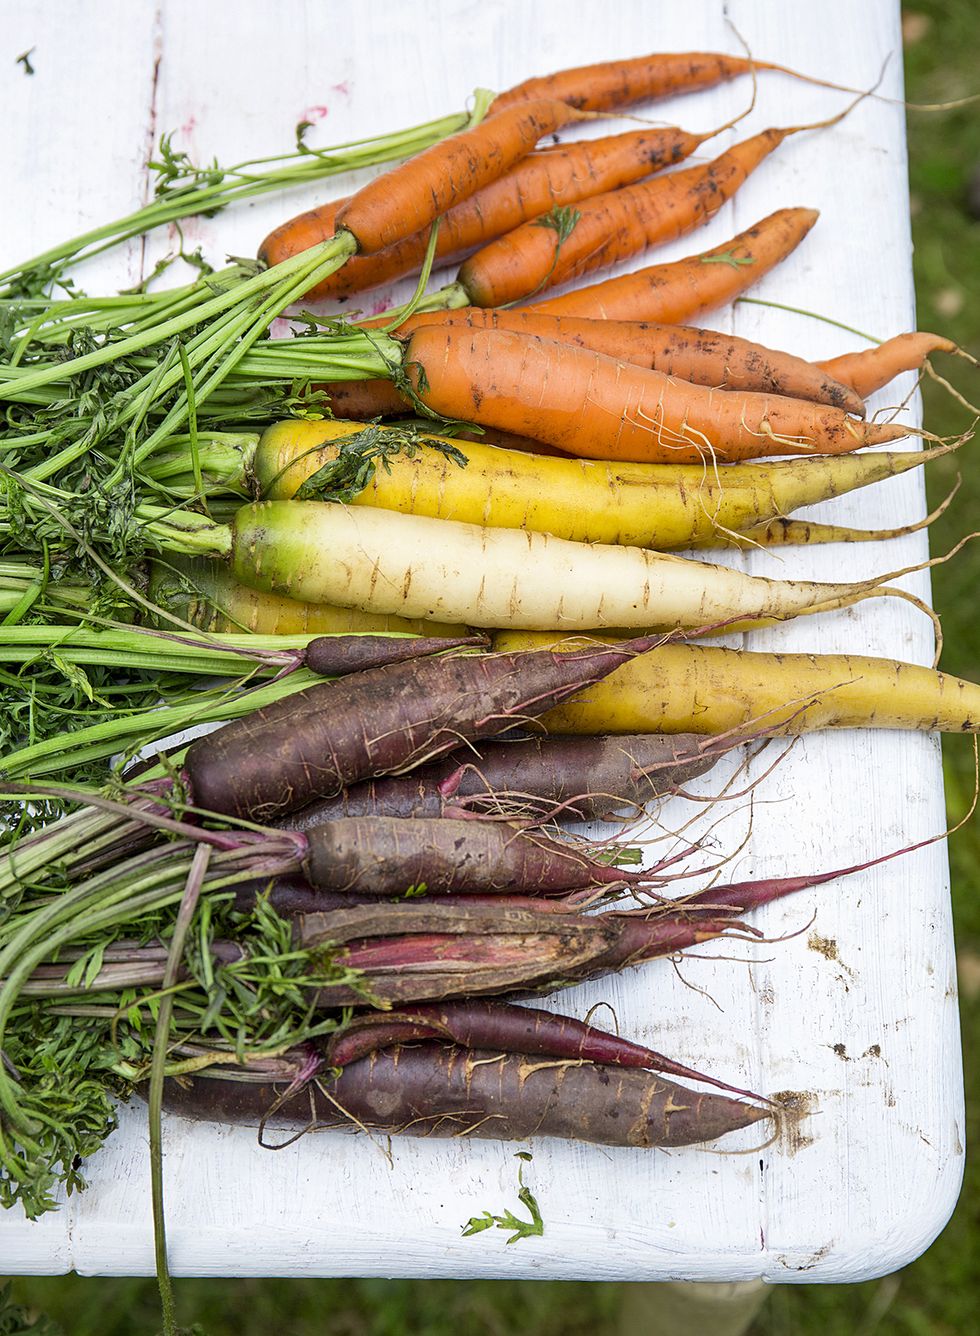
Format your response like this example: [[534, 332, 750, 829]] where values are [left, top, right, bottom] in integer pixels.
[[1, 0, 964, 1282]]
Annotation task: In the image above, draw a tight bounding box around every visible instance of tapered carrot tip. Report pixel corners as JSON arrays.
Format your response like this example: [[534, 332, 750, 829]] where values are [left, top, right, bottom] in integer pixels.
[[656, 1086, 771, 1147], [158, 1049, 773, 1149]]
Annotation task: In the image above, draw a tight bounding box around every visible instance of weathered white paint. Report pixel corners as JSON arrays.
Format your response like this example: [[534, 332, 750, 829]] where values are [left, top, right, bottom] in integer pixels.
[[0, 0, 963, 1283]]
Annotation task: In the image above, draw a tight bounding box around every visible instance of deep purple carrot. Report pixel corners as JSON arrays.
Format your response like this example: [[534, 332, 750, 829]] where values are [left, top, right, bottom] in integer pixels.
[[159, 1045, 770, 1148], [21, 903, 742, 1003], [302, 633, 488, 676], [297, 835, 920, 1001], [282, 732, 722, 826], [233, 875, 374, 916], [174, 633, 690, 823], [48, 837, 936, 1005], [326, 999, 766, 1101]]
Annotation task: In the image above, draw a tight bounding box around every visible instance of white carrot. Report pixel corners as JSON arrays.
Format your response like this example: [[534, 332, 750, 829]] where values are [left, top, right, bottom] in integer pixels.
[[207, 500, 922, 633]]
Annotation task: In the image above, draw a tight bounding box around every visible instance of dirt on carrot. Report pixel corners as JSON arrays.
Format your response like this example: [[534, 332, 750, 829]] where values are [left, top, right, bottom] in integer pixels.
[[526, 207, 819, 321], [405, 325, 908, 464]]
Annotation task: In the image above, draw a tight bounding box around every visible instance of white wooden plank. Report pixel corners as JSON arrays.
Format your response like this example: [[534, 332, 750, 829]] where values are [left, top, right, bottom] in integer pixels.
[[0, 1, 163, 291], [1, 0, 964, 1283]]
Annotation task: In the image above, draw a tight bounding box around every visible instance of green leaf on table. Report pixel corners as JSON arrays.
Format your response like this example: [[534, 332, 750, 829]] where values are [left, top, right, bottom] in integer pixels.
[[462, 1152, 545, 1245]]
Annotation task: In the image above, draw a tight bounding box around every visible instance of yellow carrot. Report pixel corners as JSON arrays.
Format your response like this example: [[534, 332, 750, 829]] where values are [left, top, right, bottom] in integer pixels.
[[254, 419, 948, 552], [490, 634, 980, 735]]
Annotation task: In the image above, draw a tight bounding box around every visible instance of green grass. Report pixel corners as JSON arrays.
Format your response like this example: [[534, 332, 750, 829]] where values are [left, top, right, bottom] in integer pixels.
[[3, 5, 980, 1332]]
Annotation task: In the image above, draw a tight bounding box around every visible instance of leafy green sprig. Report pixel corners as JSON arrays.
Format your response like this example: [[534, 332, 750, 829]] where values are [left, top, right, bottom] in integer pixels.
[[462, 1153, 545, 1245], [0, 799, 365, 1219]]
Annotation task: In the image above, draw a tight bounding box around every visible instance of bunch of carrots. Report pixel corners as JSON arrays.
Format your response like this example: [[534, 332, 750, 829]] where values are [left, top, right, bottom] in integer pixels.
[[1, 42, 979, 1310]]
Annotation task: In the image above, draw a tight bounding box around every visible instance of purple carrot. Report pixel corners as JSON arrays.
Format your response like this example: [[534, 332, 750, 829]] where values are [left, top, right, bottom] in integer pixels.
[[302, 633, 488, 676], [25, 904, 688, 1002], [37, 833, 936, 1005], [299, 815, 649, 897], [643, 822, 961, 920], [232, 877, 606, 918], [233, 876, 601, 917], [232, 875, 377, 916], [326, 999, 766, 1101], [281, 732, 723, 826], [300, 901, 624, 1005], [180, 813, 651, 900], [158, 1045, 770, 1148], [296, 900, 759, 1006], [172, 633, 694, 823]]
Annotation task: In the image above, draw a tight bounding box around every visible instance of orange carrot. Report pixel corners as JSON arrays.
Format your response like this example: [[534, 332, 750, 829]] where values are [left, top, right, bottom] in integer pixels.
[[526, 207, 819, 321], [448, 425, 571, 457], [396, 309, 864, 412], [316, 379, 407, 419], [316, 309, 862, 418], [258, 126, 712, 300], [818, 332, 957, 398], [457, 126, 819, 306], [405, 326, 910, 464], [335, 98, 588, 253], [491, 50, 851, 113]]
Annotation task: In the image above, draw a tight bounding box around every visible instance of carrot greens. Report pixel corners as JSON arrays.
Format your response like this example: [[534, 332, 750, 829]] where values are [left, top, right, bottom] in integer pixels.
[[462, 1153, 545, 1245], [0, 105, 478, 300]]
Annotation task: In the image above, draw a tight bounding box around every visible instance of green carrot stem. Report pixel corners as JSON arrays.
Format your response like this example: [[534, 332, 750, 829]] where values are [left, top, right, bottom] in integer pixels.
[[136, 504, 233, 558], [5, 273, 239, 364], [0, 617, 325, 673], [0, 107, 473, 293], [141, 432, 257, 489], [134, 246, 355, 457], [0, 234, 357, 399], [149, 843, 211, 1336], [0, 669, 318, 780], [387, 279, 472, 319], [0, 849, 203, 1141], [0, 806, 122, 902], [734, 297, 883, 343]]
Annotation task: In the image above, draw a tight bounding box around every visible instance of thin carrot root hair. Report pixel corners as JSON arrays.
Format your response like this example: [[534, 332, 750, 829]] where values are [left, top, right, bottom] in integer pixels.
[[309, 1080, 395, 1164], [728, 20, 978, 114], [635, 806, 762, 896], [836, 475, 963, 549], [925, 363, 980, 416], [780, 73, 980, 113], [680, 748, 980, 929], [256, 1054, 327, 1151], [815, 585, 943, 664], [670, 739, 800, 809], [711, 73, 758, 133], [610, 784, 770, 893], [650, 805, 762, 914], [776, 56, 889, 135], [706, 1116, 785, 1156], [702, 913, 818, 949], [875, 371, 928, 425], [945, 344, 980, 369], [879, 525, 980, 662]]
